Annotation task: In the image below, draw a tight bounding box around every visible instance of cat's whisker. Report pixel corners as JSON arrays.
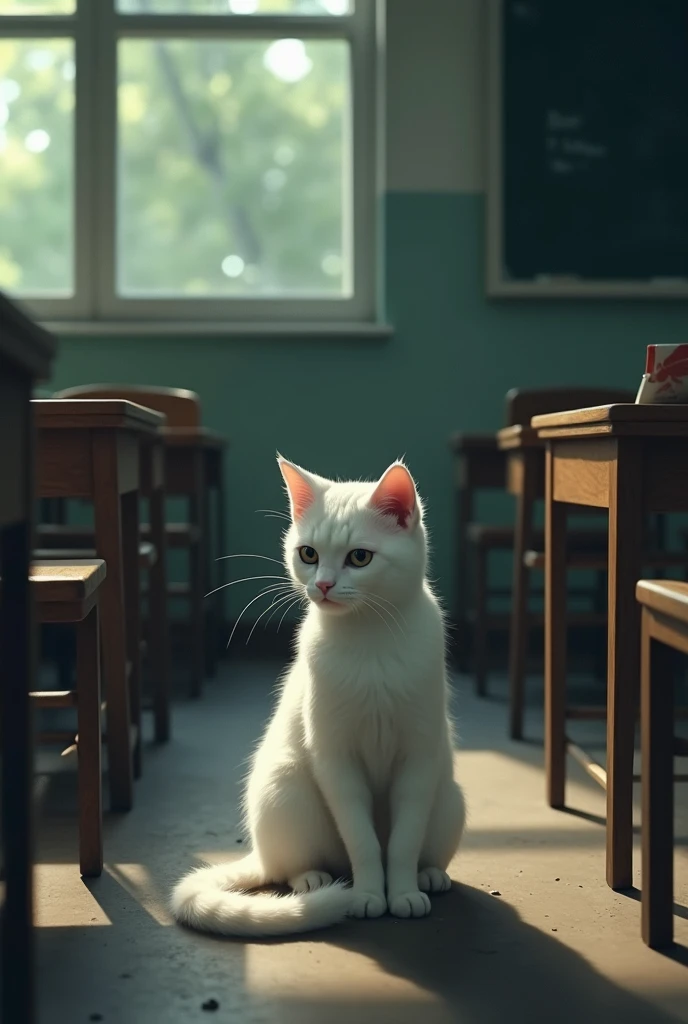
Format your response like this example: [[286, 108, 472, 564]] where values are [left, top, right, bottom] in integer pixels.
[[359, 597, 397, 639], [216, 553, 284, 566], [339, 587, 402, 636], [256, 508, 291, 521], [365, 596, 401, 632], [277, 596, 303, 632], [366, 590, 409, 627], [226, 584, 294, 650], [261, 598, 294, 630], [263, 591, 300, 631], [364, 593, 407, 633], [205, 574, 289, 600], [246, 588, 297, 645]]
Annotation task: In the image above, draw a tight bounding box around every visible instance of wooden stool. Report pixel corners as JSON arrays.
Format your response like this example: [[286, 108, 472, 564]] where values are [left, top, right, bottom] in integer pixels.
[[54, 385, 212, 698], [31, 560, 106, 878], [33, 532, 169, 743], [636, 580, 688, 948]]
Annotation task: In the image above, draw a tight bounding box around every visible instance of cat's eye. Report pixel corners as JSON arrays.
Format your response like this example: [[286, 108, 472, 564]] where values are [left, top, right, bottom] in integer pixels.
[[347, 548, 373, 568], [298, 546, 319, 565]]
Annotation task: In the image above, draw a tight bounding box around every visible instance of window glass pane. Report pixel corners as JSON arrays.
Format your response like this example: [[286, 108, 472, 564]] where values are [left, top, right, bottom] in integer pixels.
[[117, 1, 351, 16], [118, 38, 350, 297], [0, 38, 74, 296], [0, 1, 75, 12]]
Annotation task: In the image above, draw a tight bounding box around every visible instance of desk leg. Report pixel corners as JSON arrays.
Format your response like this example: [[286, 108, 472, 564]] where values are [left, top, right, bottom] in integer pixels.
[[545, 447, 568, 808], [122, 489, 142, 778], [607, 445, 643, 890], [509, 451, 537, 740], [150, 478, 170, 742], [641, 613, 674, 947], [93, 435, 133, 812], [76, 605, 103, 878]]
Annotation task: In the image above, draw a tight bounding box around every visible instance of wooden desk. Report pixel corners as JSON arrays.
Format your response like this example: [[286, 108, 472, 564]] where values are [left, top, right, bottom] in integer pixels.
[[33, 400, 165, 811], [162, 427, 228, 678], [533, 403, 688, 891], [0, 294, 56, 1024]]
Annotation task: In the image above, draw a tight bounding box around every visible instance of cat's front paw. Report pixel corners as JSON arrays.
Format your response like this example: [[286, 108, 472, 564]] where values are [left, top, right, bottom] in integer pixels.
[[350, 890, 387, 919], [389, 889, 431, 919], [417, 867, 451, 893]]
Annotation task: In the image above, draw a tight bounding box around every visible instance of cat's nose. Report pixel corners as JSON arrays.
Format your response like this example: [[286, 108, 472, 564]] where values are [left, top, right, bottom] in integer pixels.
[[316, 580, 335, 596]]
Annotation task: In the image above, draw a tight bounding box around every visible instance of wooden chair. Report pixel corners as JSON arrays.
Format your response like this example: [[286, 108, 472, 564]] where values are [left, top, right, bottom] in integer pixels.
[[448, 433, 508, 675], [34, 531, 168, 743], [504, 387, 636, 736], [636, 580, 688, 948], [53, 385, 207, 698], [31, 560, 106, 878]]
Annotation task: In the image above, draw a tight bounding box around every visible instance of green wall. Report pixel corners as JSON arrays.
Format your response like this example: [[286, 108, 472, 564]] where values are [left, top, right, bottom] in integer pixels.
[[50, 193, 688, 620]]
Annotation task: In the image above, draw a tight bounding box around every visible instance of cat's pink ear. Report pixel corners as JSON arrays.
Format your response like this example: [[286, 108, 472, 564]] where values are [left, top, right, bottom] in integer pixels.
[[370, 462, 418, 528], [278, 457, 317, 521]]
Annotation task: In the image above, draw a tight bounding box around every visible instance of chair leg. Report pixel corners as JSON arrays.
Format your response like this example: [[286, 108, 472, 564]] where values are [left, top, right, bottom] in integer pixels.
[[76, 606, 103, 878], [606, 447, 643, 890], [189, 451, 205, 698], [641, 614, 674, 948], [93, 436, 133, 813], [122, 490, 142, 779], [545, 450, 568, 809], [509, 453, 536, 740], [204, 468, 218, 679], [455, 475, 473, 674], [215, 457, 228, 660], [474, 546, 488, 697], [149, 481, 170, 743]]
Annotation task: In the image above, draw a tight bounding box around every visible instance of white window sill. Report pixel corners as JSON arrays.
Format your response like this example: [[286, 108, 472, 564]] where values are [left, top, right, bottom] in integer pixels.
[[42, 320, 394, 340]]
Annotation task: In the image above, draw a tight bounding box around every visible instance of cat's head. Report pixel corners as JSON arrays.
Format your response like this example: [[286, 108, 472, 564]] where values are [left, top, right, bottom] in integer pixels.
[[278, 456, 427, 617]]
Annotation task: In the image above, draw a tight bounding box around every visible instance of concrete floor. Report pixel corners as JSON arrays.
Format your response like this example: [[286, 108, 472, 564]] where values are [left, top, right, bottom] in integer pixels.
[[35, 662, 688, 1024]]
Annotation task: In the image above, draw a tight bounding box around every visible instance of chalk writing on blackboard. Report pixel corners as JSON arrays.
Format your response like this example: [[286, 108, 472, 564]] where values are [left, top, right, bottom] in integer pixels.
[[490, 0, 688, 294]]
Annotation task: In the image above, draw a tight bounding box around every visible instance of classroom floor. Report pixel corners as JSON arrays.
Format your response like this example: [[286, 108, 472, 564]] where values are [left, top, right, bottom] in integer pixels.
[[35, 660, 688, 1024]]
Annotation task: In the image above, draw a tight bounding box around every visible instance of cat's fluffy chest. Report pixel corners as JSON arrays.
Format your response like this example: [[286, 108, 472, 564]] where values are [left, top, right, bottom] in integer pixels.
[[303, 658, 422, 791]]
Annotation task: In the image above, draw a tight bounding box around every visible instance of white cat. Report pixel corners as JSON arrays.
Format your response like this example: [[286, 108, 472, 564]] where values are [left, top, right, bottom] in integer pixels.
[[171, 457, 465, 937]]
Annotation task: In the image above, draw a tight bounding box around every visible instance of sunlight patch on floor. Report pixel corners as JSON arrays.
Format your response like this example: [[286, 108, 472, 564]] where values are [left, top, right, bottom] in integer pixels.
[[34, 865, 112, 928], [105, 863, 174, 926]]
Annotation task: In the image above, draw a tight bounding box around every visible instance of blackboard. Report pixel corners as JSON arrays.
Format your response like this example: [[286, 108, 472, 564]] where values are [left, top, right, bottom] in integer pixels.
[[487, 0, 688, 297]]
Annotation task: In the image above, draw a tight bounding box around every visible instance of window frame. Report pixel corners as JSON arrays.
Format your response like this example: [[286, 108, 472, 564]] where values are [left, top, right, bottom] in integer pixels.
[[1, 0, 379, 326]]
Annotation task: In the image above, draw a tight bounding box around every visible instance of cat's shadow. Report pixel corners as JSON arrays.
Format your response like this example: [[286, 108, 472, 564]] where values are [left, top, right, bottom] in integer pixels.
[[249, 882, 686, 1024]]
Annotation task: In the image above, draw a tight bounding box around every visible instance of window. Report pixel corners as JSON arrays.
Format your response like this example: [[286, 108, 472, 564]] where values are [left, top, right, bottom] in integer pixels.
[[0, 0, 378, 325]]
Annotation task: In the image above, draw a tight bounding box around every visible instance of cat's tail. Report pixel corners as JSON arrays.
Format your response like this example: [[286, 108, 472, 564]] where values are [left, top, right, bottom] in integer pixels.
[[170, 856, 351, 937]]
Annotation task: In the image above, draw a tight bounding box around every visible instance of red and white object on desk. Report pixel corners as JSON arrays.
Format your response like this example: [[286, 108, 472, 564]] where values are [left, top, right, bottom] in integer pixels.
[[636, 344, 688, 404]]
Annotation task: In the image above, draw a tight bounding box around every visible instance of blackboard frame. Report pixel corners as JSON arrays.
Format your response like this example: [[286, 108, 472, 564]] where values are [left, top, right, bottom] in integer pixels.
[[486, 0, 688, 299]]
